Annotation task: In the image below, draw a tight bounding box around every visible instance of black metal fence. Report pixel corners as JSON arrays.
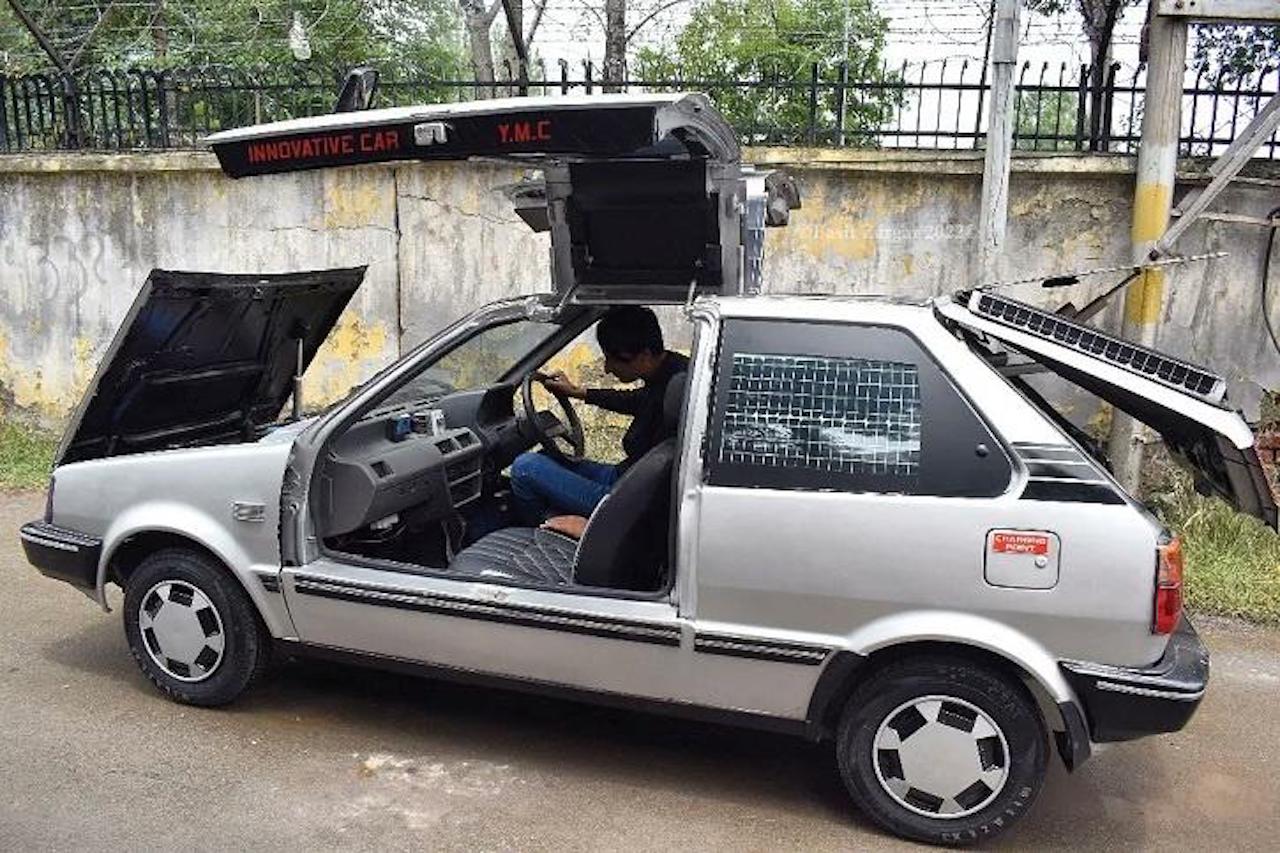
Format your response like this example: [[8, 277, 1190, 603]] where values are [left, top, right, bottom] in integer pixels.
[[1, 59, 1276, 158]]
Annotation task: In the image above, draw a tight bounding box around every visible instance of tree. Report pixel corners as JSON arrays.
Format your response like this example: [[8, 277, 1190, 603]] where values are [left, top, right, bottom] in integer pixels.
[[634, 0, 894, 143], [460, 0, 551, 97], [1015, 89, 1079, 151], [603, 0, 624, 90], [1192, 24, 1279, 83], [0, 1, 463, 76], [460, 0, 502, 89], [567, 0, 697, 91], [497, 1, 549, 77], [1025, 0, 1140, 150]]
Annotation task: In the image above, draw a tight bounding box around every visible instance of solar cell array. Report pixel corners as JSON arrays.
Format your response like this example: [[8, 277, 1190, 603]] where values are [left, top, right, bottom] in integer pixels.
[[970, 291, 1227, 404]]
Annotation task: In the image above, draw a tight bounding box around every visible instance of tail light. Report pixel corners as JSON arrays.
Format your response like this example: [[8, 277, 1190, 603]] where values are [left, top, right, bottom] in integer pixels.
[[1153, 537, 1184, 634]]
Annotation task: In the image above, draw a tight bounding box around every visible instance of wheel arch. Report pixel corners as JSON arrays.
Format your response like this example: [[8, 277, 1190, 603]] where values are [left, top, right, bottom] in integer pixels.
[[807, 613, 1089, 769], [96, 503, 293, 638], [107, 530, 228, 588]]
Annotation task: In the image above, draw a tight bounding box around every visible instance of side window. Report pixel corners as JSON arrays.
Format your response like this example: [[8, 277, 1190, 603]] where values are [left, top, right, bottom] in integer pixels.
[[705, 319, 1011, 497]]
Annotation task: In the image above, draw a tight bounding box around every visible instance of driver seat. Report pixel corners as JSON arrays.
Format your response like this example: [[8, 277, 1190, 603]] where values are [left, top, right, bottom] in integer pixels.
[[449, 372, 687, 591]]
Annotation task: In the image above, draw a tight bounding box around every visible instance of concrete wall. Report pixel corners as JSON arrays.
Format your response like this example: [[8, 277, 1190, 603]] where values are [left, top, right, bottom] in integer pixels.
[[2, 149, 1278, 428]]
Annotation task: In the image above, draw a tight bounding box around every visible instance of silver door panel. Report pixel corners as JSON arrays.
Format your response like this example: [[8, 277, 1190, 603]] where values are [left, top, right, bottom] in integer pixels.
[[693, 487, 1166, 668], [284, 560, 822, 718]]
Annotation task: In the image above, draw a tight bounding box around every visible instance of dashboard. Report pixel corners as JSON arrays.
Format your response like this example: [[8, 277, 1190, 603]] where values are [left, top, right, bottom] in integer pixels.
[[312, 382, 531, 537]]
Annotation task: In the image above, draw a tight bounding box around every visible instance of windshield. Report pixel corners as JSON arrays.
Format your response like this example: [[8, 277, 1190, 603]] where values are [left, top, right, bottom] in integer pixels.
[[377, 319, 561, 409]]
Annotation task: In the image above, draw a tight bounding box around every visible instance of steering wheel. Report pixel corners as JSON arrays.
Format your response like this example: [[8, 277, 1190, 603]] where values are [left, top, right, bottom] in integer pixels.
[[520, 370, 587, 465]]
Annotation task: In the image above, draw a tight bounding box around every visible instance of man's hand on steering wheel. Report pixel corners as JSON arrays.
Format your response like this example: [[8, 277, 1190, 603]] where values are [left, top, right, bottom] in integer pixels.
[[537, 370, 585, 400], [521, 370, 587, 465]]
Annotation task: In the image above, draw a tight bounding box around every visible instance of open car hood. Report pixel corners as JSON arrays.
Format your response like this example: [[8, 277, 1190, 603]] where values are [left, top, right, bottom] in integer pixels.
[[204, 94, 798, 303], [58, 268, 365, 465], [937, 290, 1278, 529]]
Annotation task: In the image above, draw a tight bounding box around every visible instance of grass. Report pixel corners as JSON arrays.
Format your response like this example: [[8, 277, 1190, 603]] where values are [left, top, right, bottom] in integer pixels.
[[0, 420, 57, 490], [1148, 469, 1280, 625]]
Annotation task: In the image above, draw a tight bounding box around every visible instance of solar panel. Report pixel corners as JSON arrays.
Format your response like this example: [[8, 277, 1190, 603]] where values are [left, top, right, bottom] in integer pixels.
[[967, 291, 1227, 405]]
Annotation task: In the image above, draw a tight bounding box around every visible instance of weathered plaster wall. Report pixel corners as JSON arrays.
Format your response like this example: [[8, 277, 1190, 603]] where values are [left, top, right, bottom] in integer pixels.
[[1, 149, 1277, 427]]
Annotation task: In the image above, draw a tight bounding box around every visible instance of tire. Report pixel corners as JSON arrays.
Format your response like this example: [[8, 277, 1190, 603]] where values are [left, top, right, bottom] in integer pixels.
[[835, 656, 1047, 846], [122, 547, 271, 706]]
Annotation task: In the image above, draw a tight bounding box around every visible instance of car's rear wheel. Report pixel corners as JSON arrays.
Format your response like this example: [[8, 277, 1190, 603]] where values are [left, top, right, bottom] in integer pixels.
[[122, 548, 270, 706], [836, 656, 1047, 846]]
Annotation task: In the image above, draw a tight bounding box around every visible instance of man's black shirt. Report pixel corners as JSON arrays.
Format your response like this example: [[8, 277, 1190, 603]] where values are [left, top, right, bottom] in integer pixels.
[[584, 351, 689, 472]]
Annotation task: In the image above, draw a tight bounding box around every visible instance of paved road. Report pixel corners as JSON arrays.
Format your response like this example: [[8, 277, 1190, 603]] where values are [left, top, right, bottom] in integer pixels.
[[2, 490, 1278, 851]]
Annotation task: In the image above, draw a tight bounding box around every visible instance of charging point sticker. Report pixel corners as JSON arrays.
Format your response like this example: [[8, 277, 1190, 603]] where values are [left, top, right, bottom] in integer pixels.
[[992, 532, 1050, 556]]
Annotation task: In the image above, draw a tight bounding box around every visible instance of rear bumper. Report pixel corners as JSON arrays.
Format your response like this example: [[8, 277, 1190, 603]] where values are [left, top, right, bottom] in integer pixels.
[[1060, 616, 1209, 743], [19, 520, 102, 591]]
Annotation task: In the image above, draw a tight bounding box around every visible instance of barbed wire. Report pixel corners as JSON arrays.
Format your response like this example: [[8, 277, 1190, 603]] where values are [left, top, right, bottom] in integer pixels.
[[0, 0, 1246, 72]]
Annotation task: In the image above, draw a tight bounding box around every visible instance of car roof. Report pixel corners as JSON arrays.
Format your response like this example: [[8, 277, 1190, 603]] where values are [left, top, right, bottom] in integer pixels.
[[705, 293, 934, 325], [203, 92, 696, 143]]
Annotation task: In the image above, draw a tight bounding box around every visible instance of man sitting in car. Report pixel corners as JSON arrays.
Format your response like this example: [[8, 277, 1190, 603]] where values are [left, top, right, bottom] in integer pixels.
[[511, 306, 688, 537]]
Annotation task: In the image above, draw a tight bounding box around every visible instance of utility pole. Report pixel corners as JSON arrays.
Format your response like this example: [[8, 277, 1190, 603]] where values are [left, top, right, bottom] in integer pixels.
[[1105, 7, 1187, 492], [977, 0, 1022, 285]]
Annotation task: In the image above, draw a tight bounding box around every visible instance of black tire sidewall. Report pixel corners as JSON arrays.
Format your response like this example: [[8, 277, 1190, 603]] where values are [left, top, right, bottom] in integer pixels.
[[836, 658, 1047, 846], [122, 548, 267, 706]]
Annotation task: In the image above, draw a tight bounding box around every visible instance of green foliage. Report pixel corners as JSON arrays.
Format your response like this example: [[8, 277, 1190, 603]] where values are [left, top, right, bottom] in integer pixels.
[[633, 0, 895, 144], [0, 1, 463, 76], [1193, 24, 1280, 84], [0, 421, 56, 490], [1144, 447, 1280, 625], [1149, 470, 1280, 625], [1014, 89, 1080, 151]]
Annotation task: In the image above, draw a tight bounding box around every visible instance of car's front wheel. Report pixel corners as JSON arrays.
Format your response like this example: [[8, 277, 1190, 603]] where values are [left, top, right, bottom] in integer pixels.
[[122, 548, 270, 706], [836, 656, 1047, 846]]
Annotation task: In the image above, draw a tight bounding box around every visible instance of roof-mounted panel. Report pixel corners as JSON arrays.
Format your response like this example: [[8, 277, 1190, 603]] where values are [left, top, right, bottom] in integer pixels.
[[204, 93, 798, 302], [965, 291, 1228, 405], [204, 93, 739, 178]]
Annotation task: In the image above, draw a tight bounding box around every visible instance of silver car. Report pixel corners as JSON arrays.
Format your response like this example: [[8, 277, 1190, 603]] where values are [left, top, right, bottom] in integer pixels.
[[20, 94, 1273, 845]]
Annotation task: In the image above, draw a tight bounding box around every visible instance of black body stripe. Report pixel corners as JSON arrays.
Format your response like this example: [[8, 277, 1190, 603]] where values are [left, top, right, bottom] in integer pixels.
[[292, 575, 681, 646], [255, 573, 281, 593], [1024, 460, 1104, 480], [281, 640, 814, 739], [1021, 479, 1125, 504], [1011, 443, 1089, 463], [694, 633, 831, 665]]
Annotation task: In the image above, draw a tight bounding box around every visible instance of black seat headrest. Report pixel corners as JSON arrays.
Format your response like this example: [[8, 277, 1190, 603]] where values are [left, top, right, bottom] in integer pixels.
[[663, 371, 688, 432]]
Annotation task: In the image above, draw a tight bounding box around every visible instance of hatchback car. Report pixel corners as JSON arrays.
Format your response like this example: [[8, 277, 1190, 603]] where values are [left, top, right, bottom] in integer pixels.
[[20, 94, 1273, 845]]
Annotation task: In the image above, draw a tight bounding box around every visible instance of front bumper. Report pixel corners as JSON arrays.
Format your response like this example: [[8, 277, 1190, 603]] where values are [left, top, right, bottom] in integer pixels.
[[1060, 616, 1209, 743], [19, 520, 102, 591]]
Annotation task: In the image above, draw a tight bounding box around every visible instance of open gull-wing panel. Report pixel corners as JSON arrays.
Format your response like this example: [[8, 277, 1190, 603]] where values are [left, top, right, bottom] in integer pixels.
[[205, 94, 796, 302], [57, 268, 365, 465], [204, 93, 739, 177], [937, 291, 1277, 529]]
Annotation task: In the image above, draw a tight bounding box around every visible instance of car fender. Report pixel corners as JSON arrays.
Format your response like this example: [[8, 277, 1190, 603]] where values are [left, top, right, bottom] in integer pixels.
[[95, 501, 294, 638], [843, 609, 1077, 705]]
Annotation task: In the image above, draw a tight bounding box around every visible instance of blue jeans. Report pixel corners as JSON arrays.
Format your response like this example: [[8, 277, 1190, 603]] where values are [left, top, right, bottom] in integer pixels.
[[510, 452, 620, 523]]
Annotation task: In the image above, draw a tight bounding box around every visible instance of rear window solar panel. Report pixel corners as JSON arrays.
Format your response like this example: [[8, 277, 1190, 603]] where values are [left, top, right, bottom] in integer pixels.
[[968, 291, 1227, 405]]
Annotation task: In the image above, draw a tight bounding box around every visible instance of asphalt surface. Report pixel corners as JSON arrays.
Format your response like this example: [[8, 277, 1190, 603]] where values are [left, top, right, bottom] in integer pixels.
[[2, 490, 1279, 851]]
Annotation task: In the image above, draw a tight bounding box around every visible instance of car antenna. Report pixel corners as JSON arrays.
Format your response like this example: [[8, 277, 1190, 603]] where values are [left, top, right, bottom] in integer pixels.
[[970, 251, 1227, 320], [976, 250, 1227, 293], [683, 276, 700, 316]]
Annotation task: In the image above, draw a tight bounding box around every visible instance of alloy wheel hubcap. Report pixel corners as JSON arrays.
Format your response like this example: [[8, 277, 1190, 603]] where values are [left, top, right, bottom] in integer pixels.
[[138, 580, 225, 682], [872, 695, 1010, 819]]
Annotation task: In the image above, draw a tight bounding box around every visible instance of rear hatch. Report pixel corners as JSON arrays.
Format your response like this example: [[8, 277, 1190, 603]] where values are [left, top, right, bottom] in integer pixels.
[[57, 268, 364, 465], [936, 290, 1277, 529], [203, 93, 796, 303]]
